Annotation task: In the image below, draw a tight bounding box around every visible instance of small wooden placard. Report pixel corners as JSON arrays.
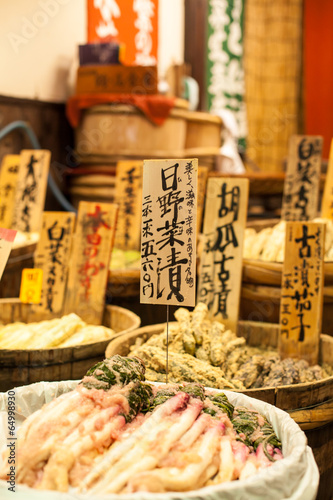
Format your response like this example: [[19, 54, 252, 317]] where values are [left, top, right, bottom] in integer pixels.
[[114, 160, 143, 251], [19, 268, 43, 304], [279, 221, 325, 365], [197, 166, 208, 237], [12, 150, 51, 233], [0, 228, 17, 280], [281, 135, 323, 221], [65, 202, 118, 324], [76, 65, 158, 94], [33, 212, 76, 314], [140, 159, 198, 307], [0, 155, 20, 229], [321, 138, 333, 219], [197, 177, 249, 331]]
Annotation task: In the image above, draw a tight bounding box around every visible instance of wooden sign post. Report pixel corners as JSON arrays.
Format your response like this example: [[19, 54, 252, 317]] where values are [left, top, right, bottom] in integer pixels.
[[197, 177, 249, 331], [114, 161, 143, 251], [33, 212, 76, 315], [0, 155, 20, 229], [321, 138, 333, 219], [12, 150, 51, 233], [0, 228, 17, 280], [281, 135, 323, 221], [279, 221, 325, 365], [65, 202, 118, 324], [197, 166, 208, 237], [140, 159, 198, 306]]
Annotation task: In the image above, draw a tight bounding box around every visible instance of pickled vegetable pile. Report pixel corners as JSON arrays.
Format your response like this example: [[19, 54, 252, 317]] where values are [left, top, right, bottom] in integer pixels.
[[0, 355, 283, 494]]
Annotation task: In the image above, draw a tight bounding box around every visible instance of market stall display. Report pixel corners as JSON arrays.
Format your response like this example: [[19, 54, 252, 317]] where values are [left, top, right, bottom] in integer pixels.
[[0, 355, 319, 499], [0, 300, 140, 392]]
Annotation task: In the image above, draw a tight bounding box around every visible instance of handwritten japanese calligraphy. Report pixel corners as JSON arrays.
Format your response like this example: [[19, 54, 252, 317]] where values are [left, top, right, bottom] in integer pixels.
[[279, 221, 325, 365], [197, 177, 249, 331], [140, 159, 198, 306], [0, 155, 20, 229], [65, 202, 118, 324], [114, 161, 143, 250], [33, 212, 75, 315], [281, 135, 323, 221], [12, 150, 51, 233], [321, 139, 333, 219]]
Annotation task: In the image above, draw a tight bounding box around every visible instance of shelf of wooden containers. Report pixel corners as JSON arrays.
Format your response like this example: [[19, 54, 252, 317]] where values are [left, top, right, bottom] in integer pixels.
[[66, 164, 117, 209], [0, 299, 140, 392], [105, 320, 333, 500]]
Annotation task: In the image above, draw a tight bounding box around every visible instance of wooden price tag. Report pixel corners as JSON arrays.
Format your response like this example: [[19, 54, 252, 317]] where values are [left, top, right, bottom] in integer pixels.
[[0, 228, 17, 280], [114, 161, 143, 250], [197, 177, 249, 331], [197, 166, 208, 237], [0, 155, 20, 228], [33, 212, 76, 315], [321, 138, 333, 219], [19, 268, 43, 304], [279, 221, 325, 365], [12, 150, 51, 233], [140, 159, 198, 306], [281, 135, 323, 221], [65, 202, 118, 324]]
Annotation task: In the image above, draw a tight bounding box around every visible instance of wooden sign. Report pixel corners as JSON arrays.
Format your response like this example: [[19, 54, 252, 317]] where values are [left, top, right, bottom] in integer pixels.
[[281, 135, 323, 221], [65, 202, 118, 324], [76, 65, 158, 95], [19, 268, 43, 304], [12, 150, 51, 233], [114, 161, 143, 250], [321, 138, 333, 219], [279, 221, 325, 365], [33, 212, 76, 314], [0, 155, 20, 229], [87, 0, 158, 67], [140, 159, 198, 306], [0, 228, 17, 280], [197, 177, 249, 331], [197, 166, 208, 237]]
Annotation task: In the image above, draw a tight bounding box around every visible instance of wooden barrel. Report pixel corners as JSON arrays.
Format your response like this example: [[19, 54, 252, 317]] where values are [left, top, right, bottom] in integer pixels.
[[107, 268, 140, 298], [75, 101, 188, 159], [105, 320, 333, 500], [185, 110, 223, 149], [0, 300, 140, 392]]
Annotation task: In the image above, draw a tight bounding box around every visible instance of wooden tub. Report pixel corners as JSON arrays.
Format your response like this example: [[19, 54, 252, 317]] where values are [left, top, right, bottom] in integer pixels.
[[0, 300, 140, 392], [105, 320, 333, 500]]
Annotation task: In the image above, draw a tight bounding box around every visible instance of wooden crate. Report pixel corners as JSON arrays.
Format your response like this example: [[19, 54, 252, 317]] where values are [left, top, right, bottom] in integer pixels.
[[0, 300, 140, 392], [105, 320, 333, 500]]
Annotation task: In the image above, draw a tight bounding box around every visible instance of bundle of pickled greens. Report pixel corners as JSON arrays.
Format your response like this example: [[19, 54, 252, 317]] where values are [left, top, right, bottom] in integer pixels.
[[130, 303, 332, 390], [0, 313, 116, 349], [0, 355, 283, 494]]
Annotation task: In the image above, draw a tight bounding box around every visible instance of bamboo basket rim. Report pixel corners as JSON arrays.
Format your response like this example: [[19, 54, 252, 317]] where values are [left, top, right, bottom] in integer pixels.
[[0, 302, 141, 354], [105, 320, 333, 419]]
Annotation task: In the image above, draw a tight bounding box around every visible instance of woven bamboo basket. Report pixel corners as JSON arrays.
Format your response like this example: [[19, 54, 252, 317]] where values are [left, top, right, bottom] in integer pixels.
[[105, 320, 333, 499], [0, 300, 140, 392]]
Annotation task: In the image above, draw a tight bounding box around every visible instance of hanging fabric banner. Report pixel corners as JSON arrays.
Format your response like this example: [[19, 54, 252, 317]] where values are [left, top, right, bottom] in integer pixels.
[[206, 0, 247, 148], [87, 0, 158, 66]]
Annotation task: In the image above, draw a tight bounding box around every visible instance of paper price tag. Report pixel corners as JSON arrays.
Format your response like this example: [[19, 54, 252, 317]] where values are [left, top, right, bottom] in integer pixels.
[[19, 268, 43, 304]]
